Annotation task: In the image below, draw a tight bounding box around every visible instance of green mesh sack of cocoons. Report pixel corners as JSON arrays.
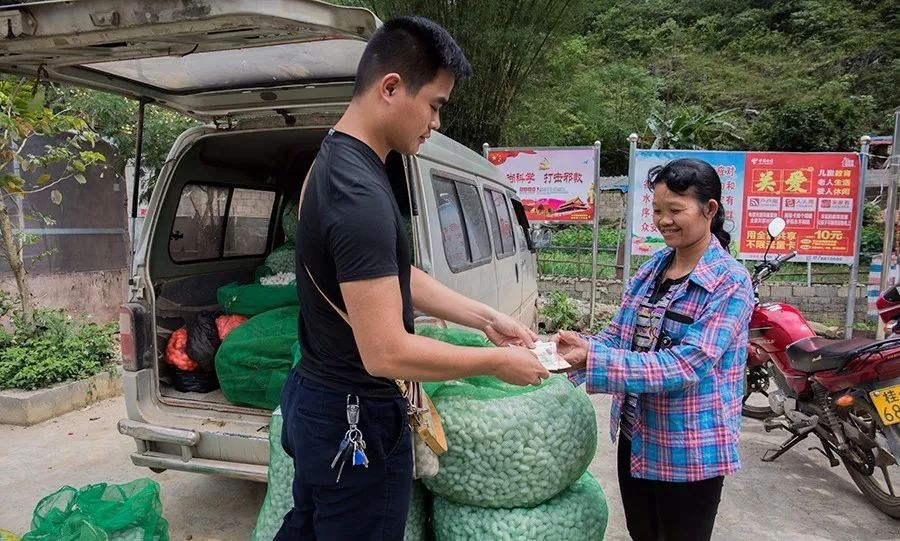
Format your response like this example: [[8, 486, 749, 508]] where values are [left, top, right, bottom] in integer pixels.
[[432, 472, 608, 541], [215, 306, 298, 409], [264, 243, 295, 275], [421, 374, 597, 508], [251, 409, 291, 541], [282, 203, 298, 243], [251, 408, 431, 541], [404, 481, 430, 541], [416, 326, 598, 508], [216, 282, 297, 317]]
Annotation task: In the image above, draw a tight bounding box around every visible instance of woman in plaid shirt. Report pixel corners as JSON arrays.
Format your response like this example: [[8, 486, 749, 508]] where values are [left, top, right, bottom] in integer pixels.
[[554, 158, 754, 541]]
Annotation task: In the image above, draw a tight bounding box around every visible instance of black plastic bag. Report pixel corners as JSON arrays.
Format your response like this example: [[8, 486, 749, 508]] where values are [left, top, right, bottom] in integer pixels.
[[173, 368, 220, 393], [186, 310, 221, 372]]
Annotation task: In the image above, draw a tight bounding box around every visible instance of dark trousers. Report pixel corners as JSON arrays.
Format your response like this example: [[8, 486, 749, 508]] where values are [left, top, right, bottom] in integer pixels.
[[274, 370, 413, 541], [618, 435, 724, 541]]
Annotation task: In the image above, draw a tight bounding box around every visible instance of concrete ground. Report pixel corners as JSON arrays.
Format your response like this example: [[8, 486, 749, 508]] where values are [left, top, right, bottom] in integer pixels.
[[1, 394, 898, 540]]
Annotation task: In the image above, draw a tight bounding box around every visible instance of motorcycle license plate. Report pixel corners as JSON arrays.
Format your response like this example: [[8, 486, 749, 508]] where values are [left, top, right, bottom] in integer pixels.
[[870, 384, 900, 426]]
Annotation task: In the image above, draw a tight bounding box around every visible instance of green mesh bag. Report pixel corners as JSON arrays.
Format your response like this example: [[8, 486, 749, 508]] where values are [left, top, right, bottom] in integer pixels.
[[415, 327, 596, 509], [264, 244, 295, 275], [251, 409, 292, 541], [404, 481, 429, 541], [217, 282, 297, 317], [415, 325, 492, 348], [215, 307, 299, 409], [282, 203, 298, 243], [433, 472, 608, 541], [251, 408, 430, 541], [22, 479, 168, 541]]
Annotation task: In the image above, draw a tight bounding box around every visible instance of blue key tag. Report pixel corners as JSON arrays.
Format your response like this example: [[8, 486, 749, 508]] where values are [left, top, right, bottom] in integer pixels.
[[353, 447, 365, 466]]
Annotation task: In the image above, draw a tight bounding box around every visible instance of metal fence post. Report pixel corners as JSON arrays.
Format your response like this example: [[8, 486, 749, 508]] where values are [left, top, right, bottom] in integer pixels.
[[877, 110, 900, 340], [590, 141, 602, 328], [622, 134, 639, 285], [846, 135, 871, 339]]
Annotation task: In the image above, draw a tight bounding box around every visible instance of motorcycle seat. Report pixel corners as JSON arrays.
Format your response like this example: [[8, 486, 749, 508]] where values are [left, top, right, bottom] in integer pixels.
[[786, 336, 876, 373]]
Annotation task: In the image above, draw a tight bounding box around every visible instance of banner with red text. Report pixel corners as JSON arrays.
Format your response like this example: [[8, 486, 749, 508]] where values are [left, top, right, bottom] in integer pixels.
[[488, 147, 597, 222], [739, 152, 861, 264]]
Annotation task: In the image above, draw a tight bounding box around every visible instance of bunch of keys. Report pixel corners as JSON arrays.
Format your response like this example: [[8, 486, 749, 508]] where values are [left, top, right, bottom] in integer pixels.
[[330, 395, 369, 483]]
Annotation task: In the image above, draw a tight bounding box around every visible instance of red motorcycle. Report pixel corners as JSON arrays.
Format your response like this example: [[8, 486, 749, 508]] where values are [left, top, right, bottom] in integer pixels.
[[743, 218, 900, 519]]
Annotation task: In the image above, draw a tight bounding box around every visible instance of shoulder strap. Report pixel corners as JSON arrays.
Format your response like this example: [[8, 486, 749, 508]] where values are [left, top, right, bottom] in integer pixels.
[[297, 158, 351, 326], [298, 155, 430, 418]]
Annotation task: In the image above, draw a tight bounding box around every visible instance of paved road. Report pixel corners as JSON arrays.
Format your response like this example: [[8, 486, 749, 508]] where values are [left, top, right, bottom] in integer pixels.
[[1, 394, 898, 540]]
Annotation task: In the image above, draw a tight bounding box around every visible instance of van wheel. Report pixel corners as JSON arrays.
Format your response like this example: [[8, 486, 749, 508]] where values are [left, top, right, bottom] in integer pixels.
[[149, 467, 167, 474]]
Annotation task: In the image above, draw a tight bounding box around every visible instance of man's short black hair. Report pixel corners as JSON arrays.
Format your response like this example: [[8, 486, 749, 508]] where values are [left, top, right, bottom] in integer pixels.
[[354, 16, 472, 97]]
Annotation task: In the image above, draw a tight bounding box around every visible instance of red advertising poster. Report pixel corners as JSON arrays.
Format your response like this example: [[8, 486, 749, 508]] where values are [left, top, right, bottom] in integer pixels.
[[739, 152, 861, 263]]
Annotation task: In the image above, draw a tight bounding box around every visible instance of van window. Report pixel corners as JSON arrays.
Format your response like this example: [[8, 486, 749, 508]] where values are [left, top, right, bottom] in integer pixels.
[[485, 189, 516, 258], [225, 189, 277, 257], [455, 183, 492, 263], [511, 199, 536, 253], [170, 184, 275, 263], [432, 176, 491, 272]]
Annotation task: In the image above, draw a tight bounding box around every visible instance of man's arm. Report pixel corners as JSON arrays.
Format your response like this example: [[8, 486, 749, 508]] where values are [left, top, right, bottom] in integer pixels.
[[341, 275, 547, 385], [410, 267, 537, 347]]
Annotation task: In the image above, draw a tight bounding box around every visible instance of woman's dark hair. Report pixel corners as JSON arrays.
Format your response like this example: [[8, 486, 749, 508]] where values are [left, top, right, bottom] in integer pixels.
[[647, 158, 730, 250]]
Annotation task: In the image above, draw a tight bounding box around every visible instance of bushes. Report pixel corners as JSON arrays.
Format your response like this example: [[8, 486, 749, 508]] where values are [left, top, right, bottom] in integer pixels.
[[0, 308, 117, 391]]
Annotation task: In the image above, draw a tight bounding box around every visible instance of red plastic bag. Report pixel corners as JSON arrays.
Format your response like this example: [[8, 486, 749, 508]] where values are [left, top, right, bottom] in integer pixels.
[[216, 314, 248, 340], [165, 328, 198, 371]]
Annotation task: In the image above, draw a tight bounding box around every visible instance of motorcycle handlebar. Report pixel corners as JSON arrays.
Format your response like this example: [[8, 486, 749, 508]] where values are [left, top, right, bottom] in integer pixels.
[[773, 251, 797, 266], [752, 251, 798, 287]]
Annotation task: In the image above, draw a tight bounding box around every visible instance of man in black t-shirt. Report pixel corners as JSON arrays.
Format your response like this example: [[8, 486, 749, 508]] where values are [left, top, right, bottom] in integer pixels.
[[275, 16, 549, 541]]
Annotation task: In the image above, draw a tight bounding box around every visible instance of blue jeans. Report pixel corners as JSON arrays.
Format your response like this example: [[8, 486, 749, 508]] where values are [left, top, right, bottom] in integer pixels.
[[274, 370, 413, 541]]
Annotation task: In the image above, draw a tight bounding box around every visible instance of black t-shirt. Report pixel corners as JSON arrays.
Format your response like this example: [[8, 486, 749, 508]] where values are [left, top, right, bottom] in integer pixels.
[[294, 130, 414, 398]]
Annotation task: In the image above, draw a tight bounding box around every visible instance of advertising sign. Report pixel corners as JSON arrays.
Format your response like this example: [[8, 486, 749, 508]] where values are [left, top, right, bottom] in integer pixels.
[[630, 150, 745, 256], [488, 147, 597, 222], [739, 153, 861, 263], [630, 150, 861, 263]]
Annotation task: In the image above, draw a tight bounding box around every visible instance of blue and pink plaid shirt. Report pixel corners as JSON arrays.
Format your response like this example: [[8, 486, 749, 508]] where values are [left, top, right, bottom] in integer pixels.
[[572, 237, 753, 482]]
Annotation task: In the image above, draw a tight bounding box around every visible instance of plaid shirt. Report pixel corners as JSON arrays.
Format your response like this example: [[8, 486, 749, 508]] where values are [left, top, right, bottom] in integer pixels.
[[572, 237, 753, 481]]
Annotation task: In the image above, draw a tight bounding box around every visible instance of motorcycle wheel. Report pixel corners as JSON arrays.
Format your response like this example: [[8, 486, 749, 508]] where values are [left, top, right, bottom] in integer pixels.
[[742, 364, 774, 419], [842, 397, 900, 519]]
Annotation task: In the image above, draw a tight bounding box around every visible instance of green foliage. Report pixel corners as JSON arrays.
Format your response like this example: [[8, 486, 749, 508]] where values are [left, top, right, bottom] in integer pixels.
[[0, 78, 106, 324], [863, 202, 881, 228], [55, 88, 200, 200], [503, 36, 660, 173], [749, 92, 877, 152], [506, 0, 896, 172], [0, 308, 117, 390], [647, 107, 743, 150], [0, 289, 13, 319], [540, 291, 578, 333], [550, 226, 620, 249], [357, 0, 591, 150], [861, 226, 884, 255], [0, 79, 105, 198]]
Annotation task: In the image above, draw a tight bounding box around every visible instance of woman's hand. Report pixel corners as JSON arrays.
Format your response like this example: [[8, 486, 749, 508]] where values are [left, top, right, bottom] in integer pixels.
[[551, 330, 589, 371]]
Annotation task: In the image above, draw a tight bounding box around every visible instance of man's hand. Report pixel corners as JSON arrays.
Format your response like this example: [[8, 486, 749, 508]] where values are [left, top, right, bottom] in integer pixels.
[[551, 330, 589, 372], [493, 346, 550, 386], [484, 312, 538, 348]]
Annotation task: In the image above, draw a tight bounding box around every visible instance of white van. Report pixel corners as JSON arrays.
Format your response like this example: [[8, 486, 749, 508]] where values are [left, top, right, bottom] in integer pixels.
[[0, 0, 538, 480]]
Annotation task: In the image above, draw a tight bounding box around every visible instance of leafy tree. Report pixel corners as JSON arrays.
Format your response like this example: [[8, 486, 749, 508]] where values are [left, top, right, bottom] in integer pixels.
[[357, 0, 592, 150], [55, 88, 200, 200], [646, 107, 743, 150], [0, 79, 104, 327]]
